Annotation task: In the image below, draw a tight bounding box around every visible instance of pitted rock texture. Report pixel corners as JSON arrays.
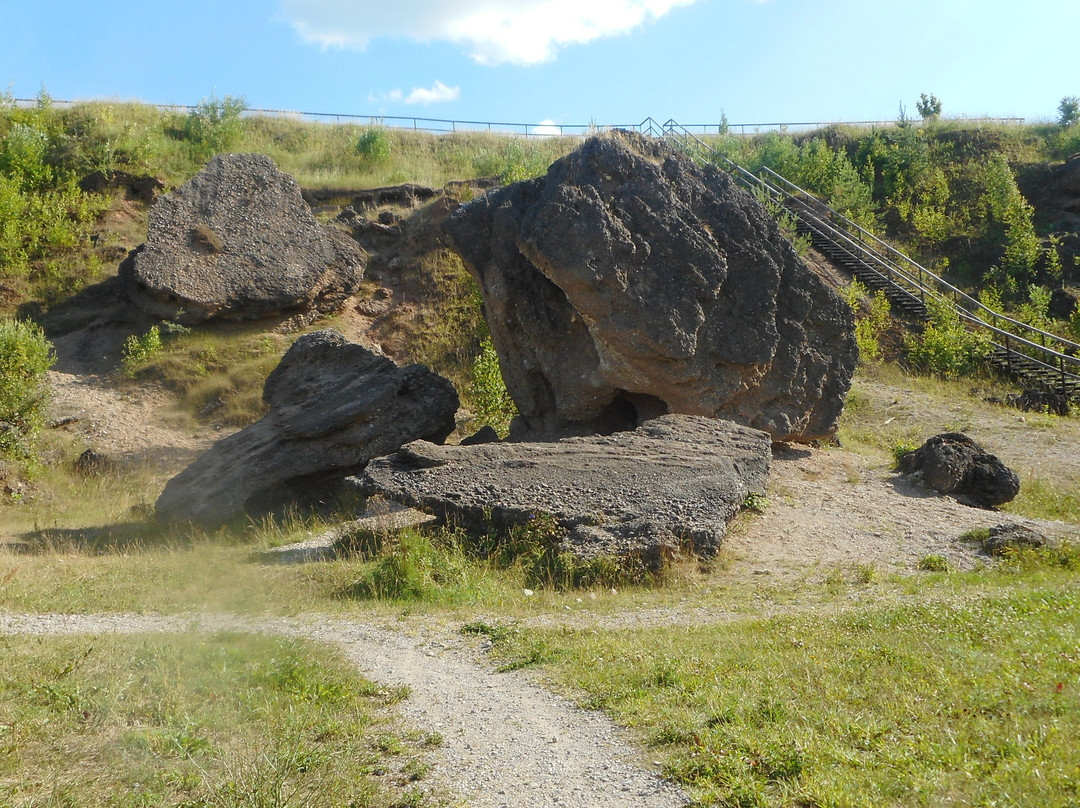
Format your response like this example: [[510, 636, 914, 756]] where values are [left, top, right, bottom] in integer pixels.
[[156, 330, 458, 526], [899, 432, 1021, 508], [358, 414, 771, 563], [443, 131, 857, 442], [121, 154, 364, 322]]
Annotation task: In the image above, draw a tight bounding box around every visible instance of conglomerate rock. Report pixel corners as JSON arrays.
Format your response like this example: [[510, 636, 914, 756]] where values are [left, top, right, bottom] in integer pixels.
[[357, 414, 771, 564], [156, 330, 458, 526], [899, 432, 1020, 507], [443, 130, 857, 442], [121, 153, 364, 322]]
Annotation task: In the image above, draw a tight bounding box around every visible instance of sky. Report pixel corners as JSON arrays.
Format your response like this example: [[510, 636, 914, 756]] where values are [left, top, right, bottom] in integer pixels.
[[2, 0, 1078, 132]]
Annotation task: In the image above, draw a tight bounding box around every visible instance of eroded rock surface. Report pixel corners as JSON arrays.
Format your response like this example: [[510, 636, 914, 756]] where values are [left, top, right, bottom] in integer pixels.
[[899, 432, 1020, 507], [156, 330, 458, 526], [443, 131, 856, 442], [121, 154, 364, 322], [358, 414, 771, 563]]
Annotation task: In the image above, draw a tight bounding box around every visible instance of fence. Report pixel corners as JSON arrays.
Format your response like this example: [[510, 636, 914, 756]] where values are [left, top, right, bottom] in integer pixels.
[[10, 98, 1026, 138]]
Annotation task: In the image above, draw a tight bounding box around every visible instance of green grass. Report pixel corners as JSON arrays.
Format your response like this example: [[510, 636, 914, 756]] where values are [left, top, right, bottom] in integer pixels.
[[487, 568, 1080, 807], [0, 631, 445, 807]]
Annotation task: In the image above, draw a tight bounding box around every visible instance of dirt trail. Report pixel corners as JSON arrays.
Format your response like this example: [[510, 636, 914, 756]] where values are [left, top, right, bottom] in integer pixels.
[[0, 612, 688, 808]]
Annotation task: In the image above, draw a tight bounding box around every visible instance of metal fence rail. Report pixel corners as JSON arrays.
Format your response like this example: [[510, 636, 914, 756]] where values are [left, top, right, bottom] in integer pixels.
[[11, 98, 1026, 138], [655, 118, 1080, 401]]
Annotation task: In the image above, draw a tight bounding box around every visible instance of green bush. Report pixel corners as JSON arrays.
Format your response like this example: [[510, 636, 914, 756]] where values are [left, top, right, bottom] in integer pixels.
[[467, 336, 518, 437], [181, 93, 246, 160], [842, 280, 891, 361], [0, 116, 103, 280], [0, 317, 55, 458], [355, 127, 391, 165], [904, 295, 991, 378], [121, 325, 163, 378], [1059, 96, 1079, 128]]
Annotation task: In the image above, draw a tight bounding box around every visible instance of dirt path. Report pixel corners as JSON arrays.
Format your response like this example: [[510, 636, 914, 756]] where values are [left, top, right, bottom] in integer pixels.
[[0, 612, 688, 808]]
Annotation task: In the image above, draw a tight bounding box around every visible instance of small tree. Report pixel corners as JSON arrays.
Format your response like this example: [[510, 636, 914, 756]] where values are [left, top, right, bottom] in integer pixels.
[[916, 93, 942, 121], [1059, 96, 1080, 128], [0, 317, 55, 459]]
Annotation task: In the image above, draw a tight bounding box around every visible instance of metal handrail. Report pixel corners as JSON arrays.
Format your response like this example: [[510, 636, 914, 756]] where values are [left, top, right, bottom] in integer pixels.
[[755, 165, 1080, 356], [657, 119, 1080, 395]]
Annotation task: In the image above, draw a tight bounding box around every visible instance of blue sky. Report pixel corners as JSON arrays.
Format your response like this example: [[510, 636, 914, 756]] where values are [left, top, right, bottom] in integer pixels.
[[2, 0, 1078, 130]]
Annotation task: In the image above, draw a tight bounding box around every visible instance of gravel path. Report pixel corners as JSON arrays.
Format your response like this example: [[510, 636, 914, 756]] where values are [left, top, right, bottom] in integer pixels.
[[0, 611, 688, 808]]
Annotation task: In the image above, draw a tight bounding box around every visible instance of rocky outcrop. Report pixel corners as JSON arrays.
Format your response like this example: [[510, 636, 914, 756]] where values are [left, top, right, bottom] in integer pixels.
[[899, 432, 1020, 507], [156, 330, 458, 526], [443, 131, 857, 442], [121, 154, 365, 322], [358, 414, 771, 564]]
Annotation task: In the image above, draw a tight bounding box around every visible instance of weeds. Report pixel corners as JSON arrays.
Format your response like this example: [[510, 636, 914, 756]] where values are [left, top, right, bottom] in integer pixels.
[[121, 324, 164, 377]]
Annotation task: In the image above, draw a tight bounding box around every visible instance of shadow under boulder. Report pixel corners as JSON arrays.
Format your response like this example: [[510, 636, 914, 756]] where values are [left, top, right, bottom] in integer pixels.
[[155, 330, 458, 527]]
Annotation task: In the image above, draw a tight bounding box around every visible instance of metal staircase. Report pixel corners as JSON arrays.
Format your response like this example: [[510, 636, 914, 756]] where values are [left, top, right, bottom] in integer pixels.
[[636, 117, 1080, 403]]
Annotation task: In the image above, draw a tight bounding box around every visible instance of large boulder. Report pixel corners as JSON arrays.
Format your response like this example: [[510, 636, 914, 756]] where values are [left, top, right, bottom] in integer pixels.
[[156, 330, 458, 526], [121, 154, 364, 322], [358, 414, 771, 563], [443, 131, 857, 442], [899, 432, 1020, 507]]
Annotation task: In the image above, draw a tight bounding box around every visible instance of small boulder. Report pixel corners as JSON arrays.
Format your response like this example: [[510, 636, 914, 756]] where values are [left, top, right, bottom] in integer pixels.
[[899, 432, 1020, 507], [121, 154, 365, 322], [155, 330, 459, 527], [983, 523, 1047, 556], [73, 449, 111, 476], [358, 414, 771, 564]]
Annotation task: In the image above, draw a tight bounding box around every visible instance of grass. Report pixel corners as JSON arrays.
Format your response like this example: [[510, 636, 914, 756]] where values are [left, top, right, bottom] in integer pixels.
[[0, 631, 445, 807], [122, 323, 290, 428], [485, 565, 1080, 807]]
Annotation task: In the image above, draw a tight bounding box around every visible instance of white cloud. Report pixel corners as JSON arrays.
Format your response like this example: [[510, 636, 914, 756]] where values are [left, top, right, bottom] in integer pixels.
[[533, 119, 562, 136], [369, 81, 460, 106], [405, 80, 460, 105], [281, 0, 701, 65]]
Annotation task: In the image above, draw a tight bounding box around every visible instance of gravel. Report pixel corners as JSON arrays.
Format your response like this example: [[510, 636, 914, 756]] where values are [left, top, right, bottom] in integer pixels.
[[0, 611, 688, 808]]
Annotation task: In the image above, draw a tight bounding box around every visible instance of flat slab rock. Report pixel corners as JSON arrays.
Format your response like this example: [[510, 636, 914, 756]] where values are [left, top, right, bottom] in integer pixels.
[[357, 414, 771, 563], [121, 153, 364, 322], [156, 330, 458, 527]]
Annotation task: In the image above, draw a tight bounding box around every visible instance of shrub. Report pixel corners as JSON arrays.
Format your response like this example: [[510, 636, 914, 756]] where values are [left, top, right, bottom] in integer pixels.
[[903, 295, 991, 378], [355, 127, 391, 165], [181, 93, 246, 160], [1059, 96, 1080, 128], [842, 280, 891, 362], [467, 336, 518, 437], [916, 93, 942, 121], [121, 325, 163, 378], [0, 317, 55, 458], [918, 554, 949, 572]]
